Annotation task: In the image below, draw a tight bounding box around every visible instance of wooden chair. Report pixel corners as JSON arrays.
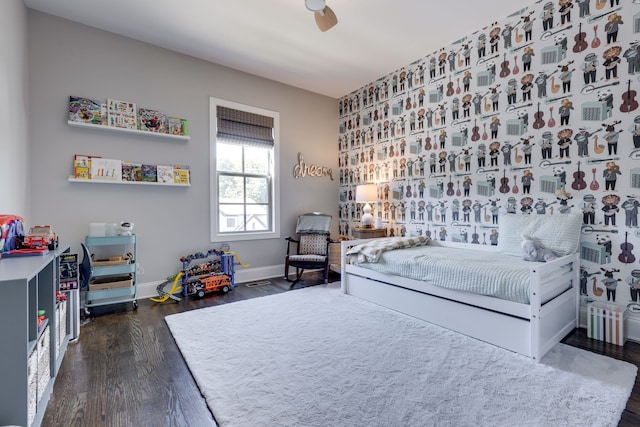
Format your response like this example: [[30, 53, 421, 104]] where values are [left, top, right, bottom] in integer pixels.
[[284, 213, 332, 286]]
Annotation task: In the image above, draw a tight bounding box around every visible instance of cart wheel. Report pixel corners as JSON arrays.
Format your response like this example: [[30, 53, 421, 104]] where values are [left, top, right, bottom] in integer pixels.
[[132, 300, 138, 310], [222, 286, 229, 293], [197, 290, 205, 298]]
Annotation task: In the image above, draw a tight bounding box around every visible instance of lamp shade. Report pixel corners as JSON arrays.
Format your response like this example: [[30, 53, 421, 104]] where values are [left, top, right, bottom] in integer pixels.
[[355, 184, 378, 202]]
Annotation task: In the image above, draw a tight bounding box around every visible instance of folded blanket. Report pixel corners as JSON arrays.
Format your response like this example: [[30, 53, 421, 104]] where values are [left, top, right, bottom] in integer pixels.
[[345, 236, 430, 263]]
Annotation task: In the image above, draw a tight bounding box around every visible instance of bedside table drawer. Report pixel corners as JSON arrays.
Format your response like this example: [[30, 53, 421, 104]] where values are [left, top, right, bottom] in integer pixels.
[[352, 228, 387, 239]]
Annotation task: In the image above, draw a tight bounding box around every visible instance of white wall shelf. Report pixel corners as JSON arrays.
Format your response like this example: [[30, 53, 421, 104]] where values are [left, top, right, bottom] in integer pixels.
[[68, 177, 190, 187], [67, 120, 190, 142]]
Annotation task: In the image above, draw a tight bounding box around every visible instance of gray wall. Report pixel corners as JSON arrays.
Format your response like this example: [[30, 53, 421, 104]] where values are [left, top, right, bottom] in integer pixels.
[[0, 0, 29, 216], [26, 10, 338, 288]]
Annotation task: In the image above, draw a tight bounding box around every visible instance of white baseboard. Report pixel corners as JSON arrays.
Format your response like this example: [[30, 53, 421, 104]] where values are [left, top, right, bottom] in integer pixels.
[[578, 306, 640, 344], [136, 264, 286, 300]]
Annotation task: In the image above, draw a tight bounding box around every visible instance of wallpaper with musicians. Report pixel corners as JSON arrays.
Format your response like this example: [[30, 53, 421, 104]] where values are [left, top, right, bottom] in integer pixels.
[[337, 0, 640, 308]]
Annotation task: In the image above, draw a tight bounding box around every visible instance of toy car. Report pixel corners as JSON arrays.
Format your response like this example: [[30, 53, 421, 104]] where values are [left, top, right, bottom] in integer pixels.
[[18, 225, 59, 250], [190, 274, 231, 298]]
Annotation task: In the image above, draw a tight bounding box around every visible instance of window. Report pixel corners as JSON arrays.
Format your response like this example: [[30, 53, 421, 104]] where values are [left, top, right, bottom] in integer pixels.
[[210, 98, 280, 241]]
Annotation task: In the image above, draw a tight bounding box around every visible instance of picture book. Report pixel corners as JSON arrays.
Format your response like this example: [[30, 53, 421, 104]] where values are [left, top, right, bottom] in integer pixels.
[[173, 164, 190, 185], [73, 154, 101, 179], [73, 154, 91, 179], [141, 164, 157, 182], [157, 165, 174, 183], [121, 162, 133, 181], [90, 158, 122, 181], [167, 117, 188, 136], [138, 108, 168, 133], [59, 253, 79, 291], [122, 161, 143, 181], [69, 96, 105, 125], [107, 98, 137, 129]]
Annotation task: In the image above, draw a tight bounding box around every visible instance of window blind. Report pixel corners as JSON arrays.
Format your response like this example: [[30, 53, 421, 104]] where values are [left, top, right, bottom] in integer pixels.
[[216, 106, 274, 148]]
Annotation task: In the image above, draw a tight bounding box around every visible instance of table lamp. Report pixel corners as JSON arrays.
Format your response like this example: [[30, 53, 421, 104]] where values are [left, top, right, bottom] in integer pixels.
[[355, 184, 378, 228]]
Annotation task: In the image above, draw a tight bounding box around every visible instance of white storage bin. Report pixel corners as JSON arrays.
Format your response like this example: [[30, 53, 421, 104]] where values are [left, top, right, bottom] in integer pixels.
[[37, 326, 51, 401]]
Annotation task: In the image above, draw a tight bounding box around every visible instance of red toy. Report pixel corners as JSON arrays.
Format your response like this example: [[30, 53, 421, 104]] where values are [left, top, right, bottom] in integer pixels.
[[18, 225, 58, 250]]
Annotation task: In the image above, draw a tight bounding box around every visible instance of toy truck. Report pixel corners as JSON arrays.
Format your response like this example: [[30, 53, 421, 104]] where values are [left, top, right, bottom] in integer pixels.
[[18, 225, 59, 250], [190, 273, 231, 298]]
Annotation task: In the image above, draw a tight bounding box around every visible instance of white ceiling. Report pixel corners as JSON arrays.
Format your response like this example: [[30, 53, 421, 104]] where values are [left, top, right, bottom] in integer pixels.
[[24, 0, 534, 99]]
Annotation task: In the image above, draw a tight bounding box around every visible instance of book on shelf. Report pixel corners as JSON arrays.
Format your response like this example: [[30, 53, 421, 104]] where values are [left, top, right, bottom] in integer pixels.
[[167, 117, 188, 136], [138, 108, 168, 133], [69, 96, 106, 125], [59, 253, 79, 291], [157, 165, 174, 184], [73, 154, 90, 179], [122, 161, 143, 181], [107, 98, 137, 129], [73, 154, 100, 179], [90, 158, 122, 181], [173, 164, 190, 185], [141, 164, 157, 182]]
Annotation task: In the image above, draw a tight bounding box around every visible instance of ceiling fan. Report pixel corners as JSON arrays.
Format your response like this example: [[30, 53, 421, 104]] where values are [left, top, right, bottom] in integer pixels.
[[305, 0, 338, 32]]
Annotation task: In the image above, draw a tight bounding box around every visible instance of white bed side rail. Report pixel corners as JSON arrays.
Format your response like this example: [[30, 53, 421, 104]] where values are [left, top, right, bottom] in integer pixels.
[[528, 251, 580, 361]]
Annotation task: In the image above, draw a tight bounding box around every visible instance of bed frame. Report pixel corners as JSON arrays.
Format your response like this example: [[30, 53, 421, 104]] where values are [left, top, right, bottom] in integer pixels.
[[340, 239, 580, 362]]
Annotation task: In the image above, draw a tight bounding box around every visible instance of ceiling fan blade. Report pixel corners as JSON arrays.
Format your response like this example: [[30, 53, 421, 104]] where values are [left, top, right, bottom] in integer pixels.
[[315, 5, 338, 32]]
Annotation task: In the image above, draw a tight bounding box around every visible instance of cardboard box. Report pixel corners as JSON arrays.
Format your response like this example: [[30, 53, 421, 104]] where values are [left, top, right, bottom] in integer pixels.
[[92, 255, 132, 267], [89, 275, 133, 291]]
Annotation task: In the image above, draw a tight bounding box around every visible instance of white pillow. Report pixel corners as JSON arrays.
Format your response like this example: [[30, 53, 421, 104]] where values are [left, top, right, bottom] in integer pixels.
[[498, 214, 582, 257]]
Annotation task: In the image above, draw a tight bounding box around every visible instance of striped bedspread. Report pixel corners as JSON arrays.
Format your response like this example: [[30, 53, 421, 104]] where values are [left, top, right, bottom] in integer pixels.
[[348, 243, 541, 304]]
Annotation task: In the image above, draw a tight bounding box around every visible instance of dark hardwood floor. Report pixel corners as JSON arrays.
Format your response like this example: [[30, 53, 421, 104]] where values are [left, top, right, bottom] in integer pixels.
[[43, 271, 640, 426]]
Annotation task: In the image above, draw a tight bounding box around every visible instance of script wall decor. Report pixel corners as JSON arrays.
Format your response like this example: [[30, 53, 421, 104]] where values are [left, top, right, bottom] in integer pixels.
[[293, 153, 334, 180], [337, 0, 640, 310]]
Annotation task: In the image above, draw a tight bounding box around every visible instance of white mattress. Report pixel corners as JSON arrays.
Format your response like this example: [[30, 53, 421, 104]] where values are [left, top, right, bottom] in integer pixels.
[[349, 244, 549, 304]]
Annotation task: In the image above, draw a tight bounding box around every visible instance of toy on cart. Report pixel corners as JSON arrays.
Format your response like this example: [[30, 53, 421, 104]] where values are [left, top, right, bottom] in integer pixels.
[[150, 247, 249, 303]]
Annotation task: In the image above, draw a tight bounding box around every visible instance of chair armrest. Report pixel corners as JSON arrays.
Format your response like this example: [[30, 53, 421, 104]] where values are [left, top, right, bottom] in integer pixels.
[[285, 236, 299, 256]]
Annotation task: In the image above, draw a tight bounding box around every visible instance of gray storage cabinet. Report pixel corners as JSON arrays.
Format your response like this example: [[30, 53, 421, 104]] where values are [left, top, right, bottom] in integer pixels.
[[0, 245, 72, 427]]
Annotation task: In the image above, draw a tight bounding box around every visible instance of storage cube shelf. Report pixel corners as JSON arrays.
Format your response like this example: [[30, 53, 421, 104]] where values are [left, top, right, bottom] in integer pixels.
[[0, 245, 72, 427]]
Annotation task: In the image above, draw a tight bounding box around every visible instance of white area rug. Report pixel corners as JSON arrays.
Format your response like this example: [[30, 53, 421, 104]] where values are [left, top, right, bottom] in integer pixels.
[[165, 284, 637, 427]]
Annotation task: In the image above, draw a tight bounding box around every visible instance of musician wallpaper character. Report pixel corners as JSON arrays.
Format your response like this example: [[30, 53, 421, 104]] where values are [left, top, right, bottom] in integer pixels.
[[337, 0, 640, 309]]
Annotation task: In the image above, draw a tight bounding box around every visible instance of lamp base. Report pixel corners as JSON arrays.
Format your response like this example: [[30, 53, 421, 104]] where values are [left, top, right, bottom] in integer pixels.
[[361, 203, 374, 228]]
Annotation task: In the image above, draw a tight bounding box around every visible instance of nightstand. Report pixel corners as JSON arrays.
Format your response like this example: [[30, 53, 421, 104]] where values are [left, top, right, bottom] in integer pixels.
[[352, 227, 387, 239]]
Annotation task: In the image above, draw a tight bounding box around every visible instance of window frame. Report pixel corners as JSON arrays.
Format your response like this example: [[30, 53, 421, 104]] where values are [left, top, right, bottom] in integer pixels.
[[210, 97, 280, 242]]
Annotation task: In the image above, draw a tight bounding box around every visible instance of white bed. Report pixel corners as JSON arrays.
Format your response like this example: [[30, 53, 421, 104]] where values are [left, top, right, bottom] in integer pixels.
[[340, 214, 583, 362]]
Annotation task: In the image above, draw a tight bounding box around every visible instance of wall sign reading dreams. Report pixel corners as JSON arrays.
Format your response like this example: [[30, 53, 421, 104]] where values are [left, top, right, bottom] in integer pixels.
[[293, 152, 334, 180], [338, 0, 640, 309]]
